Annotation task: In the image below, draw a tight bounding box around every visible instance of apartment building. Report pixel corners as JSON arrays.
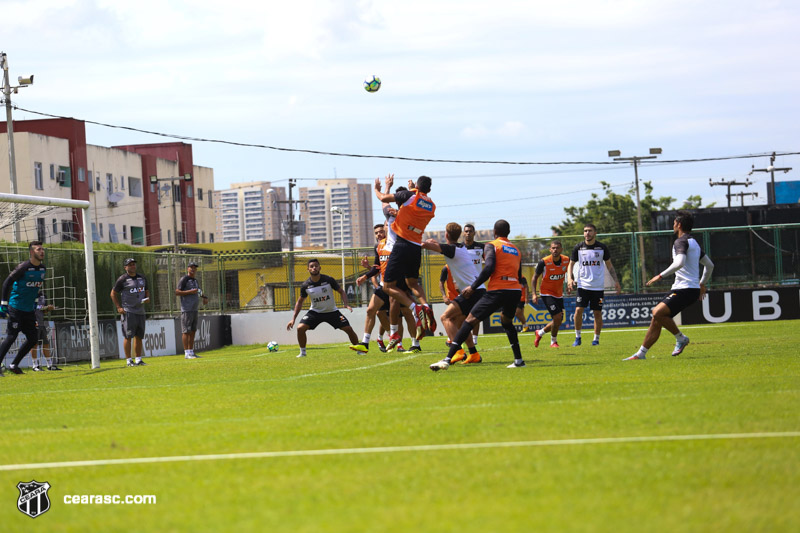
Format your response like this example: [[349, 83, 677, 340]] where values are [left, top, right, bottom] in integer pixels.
[[213, 182, 286, 245], [298, 179, 373, 248]]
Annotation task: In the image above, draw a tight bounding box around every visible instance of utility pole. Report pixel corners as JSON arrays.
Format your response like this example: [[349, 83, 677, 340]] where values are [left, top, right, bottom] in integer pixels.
[[149, 173, 192, 253], [708, 178, 754, 208], [730, 191, 758, 207], [608, 148, 661, 285], [269, 179, 306, 307], [2, 52, 34, 243], [749, 152, 792, 205]]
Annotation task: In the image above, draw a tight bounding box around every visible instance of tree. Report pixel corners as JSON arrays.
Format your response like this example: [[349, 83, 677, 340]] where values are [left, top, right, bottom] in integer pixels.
[[551, 181, 675, 236]]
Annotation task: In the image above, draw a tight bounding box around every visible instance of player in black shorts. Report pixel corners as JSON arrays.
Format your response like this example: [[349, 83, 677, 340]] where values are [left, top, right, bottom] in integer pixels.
[[625, 212, 715, 360], [287, 259, 360, 358]]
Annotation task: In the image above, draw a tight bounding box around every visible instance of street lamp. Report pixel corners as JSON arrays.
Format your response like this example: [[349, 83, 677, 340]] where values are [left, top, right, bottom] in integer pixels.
[[149, 173, 192, 253], [608, 148, 662, 286], [2, 52, 35, 242], [331, 206, 346, 292]]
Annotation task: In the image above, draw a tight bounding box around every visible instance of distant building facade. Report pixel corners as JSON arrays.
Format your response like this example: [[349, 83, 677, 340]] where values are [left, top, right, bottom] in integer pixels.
[[297, 179, 373, 248]]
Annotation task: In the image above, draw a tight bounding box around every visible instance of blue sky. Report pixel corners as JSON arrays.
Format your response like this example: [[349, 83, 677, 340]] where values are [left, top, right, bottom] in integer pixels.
[[5, 0, 799, 236]]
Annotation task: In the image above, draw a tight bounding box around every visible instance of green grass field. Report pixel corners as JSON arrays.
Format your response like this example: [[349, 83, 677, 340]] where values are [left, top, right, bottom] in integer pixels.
[[1, 320, 799, 532]]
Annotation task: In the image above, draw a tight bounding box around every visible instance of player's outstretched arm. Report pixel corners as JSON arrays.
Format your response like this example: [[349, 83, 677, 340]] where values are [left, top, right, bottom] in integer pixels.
[[287, 296, 306, 330], [605, 260, 622, 294]]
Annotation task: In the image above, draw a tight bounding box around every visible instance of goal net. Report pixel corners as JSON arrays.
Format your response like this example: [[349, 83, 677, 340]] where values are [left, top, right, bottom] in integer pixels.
[[0, 193, 101, 369]]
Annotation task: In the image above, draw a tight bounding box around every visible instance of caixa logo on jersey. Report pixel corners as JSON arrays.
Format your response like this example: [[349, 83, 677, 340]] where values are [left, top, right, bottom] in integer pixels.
[[17, 480, 51, 518], [415, 198, 433, 211]]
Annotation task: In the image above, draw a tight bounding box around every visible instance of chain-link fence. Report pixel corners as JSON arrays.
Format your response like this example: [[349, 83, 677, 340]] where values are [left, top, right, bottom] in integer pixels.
[[1, 223, 796, 319]]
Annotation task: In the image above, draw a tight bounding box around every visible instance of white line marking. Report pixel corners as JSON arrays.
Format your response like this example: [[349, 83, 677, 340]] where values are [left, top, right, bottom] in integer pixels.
[[1, 431, 797, 472]]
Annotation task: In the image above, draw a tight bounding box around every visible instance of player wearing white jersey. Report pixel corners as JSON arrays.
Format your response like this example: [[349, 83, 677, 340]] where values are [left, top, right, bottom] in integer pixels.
[[422, 222, 485, 364], [567, 224, 621, 346], [287, 259, 360, 358], [625, 212, 714, 361]]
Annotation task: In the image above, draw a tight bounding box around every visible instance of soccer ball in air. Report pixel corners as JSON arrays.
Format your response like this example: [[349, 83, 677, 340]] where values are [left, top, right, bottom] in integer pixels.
[[267, 341, 279, 352], [364, 76, 381, 93]]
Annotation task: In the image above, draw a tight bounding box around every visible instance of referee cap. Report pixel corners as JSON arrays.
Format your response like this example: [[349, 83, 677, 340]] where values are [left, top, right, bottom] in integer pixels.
[[124, 258, 136, 266]]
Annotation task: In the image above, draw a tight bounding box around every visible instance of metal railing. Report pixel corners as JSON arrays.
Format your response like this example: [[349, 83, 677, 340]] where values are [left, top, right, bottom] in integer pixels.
[[0, 223, 795, 319]]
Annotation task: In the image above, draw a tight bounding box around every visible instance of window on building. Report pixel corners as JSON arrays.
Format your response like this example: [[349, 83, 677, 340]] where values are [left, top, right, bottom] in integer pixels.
[[209, 233, 214, 243], [88, 171, 94, 192], [50, 164, 55, 181], [201, 231, 205, 243], [131, 226, 144, 246], [52, 218, 58, 236], [61, 220, 77, 241], [122, 225, 127, 240], [150, 182, 156, 193], [37, 218, 46, 242], [208, 192, 213, 209], [78, 167, 85, 182], [100, 223, 104, 237], [173, 184, 181, 203], [106, 173, 113, 194], [177, 231, 183, 244], [34, 162, 43, 190], [96, 175, 102, 192], [187, 185, 193, 199], [167, 229, 172, 243], [198, 188, 203, 201], [120, 175, 125, 190], [129, 177, 143, 198]]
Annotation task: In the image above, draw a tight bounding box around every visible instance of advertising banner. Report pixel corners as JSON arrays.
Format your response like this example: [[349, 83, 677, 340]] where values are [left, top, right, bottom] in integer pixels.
[[681, 287, 800, 324], [483, 293, 664, 334]]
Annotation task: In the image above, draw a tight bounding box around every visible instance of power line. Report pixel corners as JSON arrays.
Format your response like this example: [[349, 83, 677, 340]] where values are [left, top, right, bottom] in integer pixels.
[[14, 106, 800, 167]]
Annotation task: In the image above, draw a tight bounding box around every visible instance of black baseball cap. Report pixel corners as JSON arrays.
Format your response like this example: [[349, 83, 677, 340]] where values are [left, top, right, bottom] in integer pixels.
[[188, 261, 199, 268], [124, 258, 136, 266]]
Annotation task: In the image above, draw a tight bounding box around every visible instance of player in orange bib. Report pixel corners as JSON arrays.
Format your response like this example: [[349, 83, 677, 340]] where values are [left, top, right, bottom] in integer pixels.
[[532, 240, 570, 348], [430, 219, 527, 371], [374, 174, 436, 350]]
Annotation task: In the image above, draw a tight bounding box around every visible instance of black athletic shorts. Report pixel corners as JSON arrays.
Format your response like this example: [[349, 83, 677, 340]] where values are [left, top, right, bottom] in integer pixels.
[[661, 288, 701, 317], [374, 287, 390, 312], [575, 288, 604, 311], [454, 288, 486, 317], [6, 307, 38, 342], [121, 312, 146, 339], [383, 238, 422, 283], [300, 310, 351, 330], [541, 295, 564, 317], [469, 290, 521, 322]]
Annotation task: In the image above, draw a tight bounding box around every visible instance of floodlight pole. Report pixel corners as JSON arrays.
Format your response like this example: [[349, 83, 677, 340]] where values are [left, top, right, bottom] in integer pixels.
[[2, 52, 33, 243], [270, 179, 306, 307], [609, 148, 662, 285]]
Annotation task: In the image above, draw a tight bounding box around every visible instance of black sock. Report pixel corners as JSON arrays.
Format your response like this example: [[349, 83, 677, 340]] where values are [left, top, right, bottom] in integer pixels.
[[446, 322, 474, 362], [468, 346, 478, 354], [502, 321, 523, 360]]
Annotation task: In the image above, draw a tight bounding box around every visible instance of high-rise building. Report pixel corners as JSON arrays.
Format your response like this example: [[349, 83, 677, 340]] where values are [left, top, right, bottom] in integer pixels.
[[213, 182, 287, 245], [298, 179, 373, 248]]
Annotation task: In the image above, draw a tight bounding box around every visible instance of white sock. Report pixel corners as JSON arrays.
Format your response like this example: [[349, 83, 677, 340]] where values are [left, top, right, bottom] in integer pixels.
[[300, 347, 307, 356], [362, 333, 371, 344], [135, 357, 142, 363], [189, 350, 194, 356], [412, 338, 420, 348], [638, 346, 649, 355], [390, 325, 399, 335], [409, 303, 417, 315], [472, 335, 479, 345], [551, 334, 557, 342], [185, 350, 189, 356], [594, 334, 600, 341], [674, 332, 686, 340], [575, 331, 582, 339]]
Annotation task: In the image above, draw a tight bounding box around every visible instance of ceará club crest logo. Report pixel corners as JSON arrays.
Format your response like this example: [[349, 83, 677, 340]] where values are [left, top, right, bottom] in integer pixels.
[[17, 480, 51, 518]]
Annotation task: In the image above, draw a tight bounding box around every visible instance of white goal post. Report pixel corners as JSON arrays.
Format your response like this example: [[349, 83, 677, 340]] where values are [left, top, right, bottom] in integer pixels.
[[0, 192, 101, 368]]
